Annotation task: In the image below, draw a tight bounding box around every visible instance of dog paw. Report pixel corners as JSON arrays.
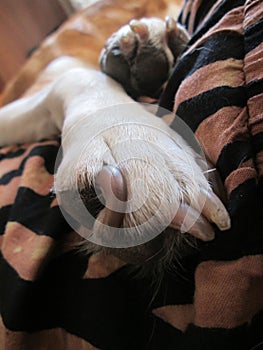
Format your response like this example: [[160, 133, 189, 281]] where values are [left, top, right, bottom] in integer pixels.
[[54, 103, 230, 264], [99, 17, 189, 99]]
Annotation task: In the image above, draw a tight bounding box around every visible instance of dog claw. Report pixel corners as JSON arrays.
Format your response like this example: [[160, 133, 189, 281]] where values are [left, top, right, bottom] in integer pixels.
[[200, 188, 231, 231], [120, 32, 135, 45], [129, 19, 149, 40], [165, 16, 177, 33], [170, 203, 215, 241], [119, 32, 136, 52], [95, 166, 127, 228]]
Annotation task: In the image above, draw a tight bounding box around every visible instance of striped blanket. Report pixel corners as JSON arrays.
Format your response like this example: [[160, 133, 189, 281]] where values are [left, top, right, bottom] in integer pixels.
[[0, 0, 262, 349]]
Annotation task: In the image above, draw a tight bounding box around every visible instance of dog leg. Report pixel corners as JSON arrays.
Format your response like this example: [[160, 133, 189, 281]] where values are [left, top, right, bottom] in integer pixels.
[[0, 65, 231, 263], [44, 68, 230, 244], [0, 56, 93, 147], [0, 85, 58, 146]]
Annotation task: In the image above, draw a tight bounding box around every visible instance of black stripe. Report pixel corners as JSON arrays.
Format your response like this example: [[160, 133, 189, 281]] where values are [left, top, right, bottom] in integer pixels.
[[148, 316, 182, 350], [250, 312, 263, 350], [0, 205, 11, 234], [0, 144, 59, 185], [216, 140, 253, 182], [184, 11, 191, 30], [193, 0, 219, 32], [9, 187, 70, 238], [252, 132, 263, 154], [24, 144, 59, 174], [177, 0, 187, 24], [247, 79, 263, 99], [252, 132, 263, 175], [187, 31, 244, 74], [0, 169, 23, 185], [227, 178, 263, 254], [217, 132, 263, 184], [179, 0, 192, 30], [0, 148, 26, 160], [158, 32, 244, 115], [150, 254, 198, 308], [0, 251, 153, 350], [227, 177, 259, 216], [188, 0, 245, 45], [199, 178, 263, 262], [181, 322, 259, 350], [177, 8, 183, 24], [172, 86, 247, 132], [244, 17, 263, 53]]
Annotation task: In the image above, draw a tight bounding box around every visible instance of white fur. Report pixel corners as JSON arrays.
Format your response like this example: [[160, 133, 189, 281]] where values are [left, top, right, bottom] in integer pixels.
[[0, 65, 210, 241]]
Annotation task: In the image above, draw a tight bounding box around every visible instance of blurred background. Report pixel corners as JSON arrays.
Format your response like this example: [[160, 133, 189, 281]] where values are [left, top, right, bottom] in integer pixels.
[[0, 0, 98, 92]]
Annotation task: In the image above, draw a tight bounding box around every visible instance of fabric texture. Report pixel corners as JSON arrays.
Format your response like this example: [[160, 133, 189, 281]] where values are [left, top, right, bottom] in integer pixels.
[[159, 0, 263, 347], [0, 0, 263, 349]]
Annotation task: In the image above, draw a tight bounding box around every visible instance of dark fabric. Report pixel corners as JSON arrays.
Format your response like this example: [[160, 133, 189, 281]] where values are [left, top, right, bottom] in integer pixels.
[[158, 0, 263, 348], [0, 0, 263, 349]]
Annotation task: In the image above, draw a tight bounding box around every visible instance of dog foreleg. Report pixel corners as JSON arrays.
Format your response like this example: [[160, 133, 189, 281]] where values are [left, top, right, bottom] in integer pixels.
[[0, 84, 59, 146]]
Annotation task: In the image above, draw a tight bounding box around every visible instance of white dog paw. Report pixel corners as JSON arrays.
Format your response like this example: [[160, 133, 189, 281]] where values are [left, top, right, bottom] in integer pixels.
[[54, 104, 230, 264]]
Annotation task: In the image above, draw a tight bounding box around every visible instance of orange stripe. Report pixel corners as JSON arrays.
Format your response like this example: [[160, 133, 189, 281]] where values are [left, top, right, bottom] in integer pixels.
[[20, 155, 54, 196], [174, 58, 244, 111], [225, 166, 257, 195], [51, 197, 59, 208], [195, 0, 223, 31], [0, 176, 21, 207], [188, 0, 203, 34], [183, 6, 243, 56], [0, 140, 59, 178], [0, 145, 26, 155], [181, 0, 194, 30], [0, 151, 28, 178], [84, 252, 126, 279], [244, 0, 263, 28], [256, 150, 263, 177], [195, 106, 248, 164], [153, 304, 194, 332], [245, 42, 263, 83], [2, 222, 55, 281], [0, 315, 99, 350], [194, 255, 263, 328], [248, 94, 263, 135]]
